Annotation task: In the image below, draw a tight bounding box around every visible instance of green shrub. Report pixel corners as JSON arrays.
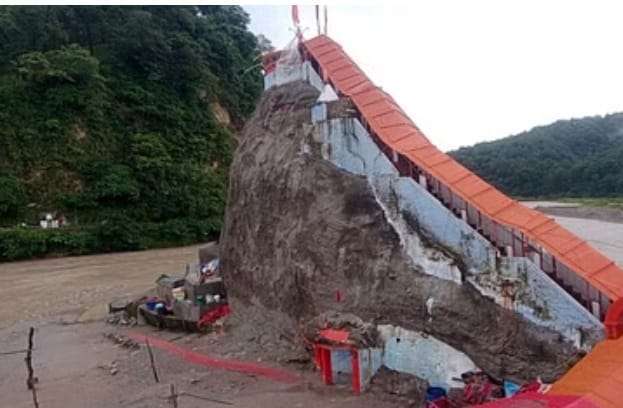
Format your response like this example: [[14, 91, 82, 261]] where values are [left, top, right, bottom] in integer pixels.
[[0, 216, 220, 262], [0, 175, 26, 222], [0, 227, 92, 260], [92, 215, 145, 253], [0, 228, 48, 260], [0, 6, 262, 261]]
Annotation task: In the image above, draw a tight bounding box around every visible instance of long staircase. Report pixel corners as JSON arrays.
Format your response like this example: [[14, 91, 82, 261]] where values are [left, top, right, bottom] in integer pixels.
[[299, 35, 623, 340], [264, 33, 623, 406]]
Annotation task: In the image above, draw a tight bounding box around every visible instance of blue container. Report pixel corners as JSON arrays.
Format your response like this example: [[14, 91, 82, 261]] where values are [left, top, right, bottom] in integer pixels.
[[426, 387, 447, 401], [504, 380, 520, 397], [146, 300, 158, 311], [154, 303, 165, 315]]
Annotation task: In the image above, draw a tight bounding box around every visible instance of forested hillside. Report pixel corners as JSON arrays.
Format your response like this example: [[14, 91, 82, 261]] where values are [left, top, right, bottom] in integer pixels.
[[0, 6, 264, 260], [451, 113, 623, 198]]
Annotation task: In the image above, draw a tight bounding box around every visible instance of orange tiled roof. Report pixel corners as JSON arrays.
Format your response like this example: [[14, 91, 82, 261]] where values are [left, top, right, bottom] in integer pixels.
[[476, 392, 599, 407], [549, 336, 623, 407], [319, 329, 350, 345], [302, 35, 623, 301]]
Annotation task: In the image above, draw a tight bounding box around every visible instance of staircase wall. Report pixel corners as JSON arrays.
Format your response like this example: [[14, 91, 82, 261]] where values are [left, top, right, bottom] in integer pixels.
[[317, 109, 603, 347]]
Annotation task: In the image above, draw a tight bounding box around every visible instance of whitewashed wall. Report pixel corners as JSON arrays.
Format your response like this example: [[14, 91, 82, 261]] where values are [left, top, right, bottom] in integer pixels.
[[264, 61, 324, 91], [325, 118, 493, 279], [317, 113, 603, 346], [378, 325, 477, 389]]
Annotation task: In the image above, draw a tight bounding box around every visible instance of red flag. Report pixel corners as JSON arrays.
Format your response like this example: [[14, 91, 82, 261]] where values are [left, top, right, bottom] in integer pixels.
[[291, 5, 300, 26]]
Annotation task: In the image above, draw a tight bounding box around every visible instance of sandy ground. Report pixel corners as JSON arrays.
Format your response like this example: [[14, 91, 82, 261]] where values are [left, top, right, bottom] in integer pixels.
[[524, 201, 623, 224], [0, 245, 411, 408], [547, 216, 623, 266], [524, 201, 623, 266], [522, 201, 580, 209], [0, 320, 399, 408], [0, 244, 203, 330]]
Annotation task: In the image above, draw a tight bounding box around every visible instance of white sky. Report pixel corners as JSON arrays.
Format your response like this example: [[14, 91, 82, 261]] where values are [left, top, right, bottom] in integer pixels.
[[245, 2, 623, 151]]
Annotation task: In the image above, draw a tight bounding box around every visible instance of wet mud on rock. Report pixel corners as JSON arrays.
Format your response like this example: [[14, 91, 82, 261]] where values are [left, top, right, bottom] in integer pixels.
[[368, 366, 429, 406], [220, 81, 583, 383]]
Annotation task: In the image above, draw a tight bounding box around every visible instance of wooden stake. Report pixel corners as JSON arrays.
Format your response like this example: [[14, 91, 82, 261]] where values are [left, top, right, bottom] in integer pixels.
[[145, 338, 160, 383], [0, 349, 28, 356], [25, 327, 39, 408], [169, 384, 178, 408], [180, 391, 233, 405]]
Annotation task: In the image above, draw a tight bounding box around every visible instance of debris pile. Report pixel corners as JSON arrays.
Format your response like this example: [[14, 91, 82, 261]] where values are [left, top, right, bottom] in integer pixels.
[[106, 251, 231, 332], [138, 259, 230, 331], [96, 360, 119, 376], [103, 333, 139, 350], [106, 311, 137, 327], [452, 371, 504, 406], [106, 296, 146, 326]]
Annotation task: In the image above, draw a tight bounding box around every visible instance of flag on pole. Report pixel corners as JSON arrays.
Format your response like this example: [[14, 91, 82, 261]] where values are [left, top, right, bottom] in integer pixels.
[[323, 5, 328, 35], [315, 5, 321, 36], [292, 5, 300, 26]]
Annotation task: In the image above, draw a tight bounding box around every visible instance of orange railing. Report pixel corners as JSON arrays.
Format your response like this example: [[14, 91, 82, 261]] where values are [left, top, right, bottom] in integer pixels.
[[301, 35, 623, 337]]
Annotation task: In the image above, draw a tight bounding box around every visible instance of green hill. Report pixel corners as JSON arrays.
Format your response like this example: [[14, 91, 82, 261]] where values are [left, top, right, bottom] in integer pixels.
[[0, 6, 263, 260], [450, 113, 623, 199]]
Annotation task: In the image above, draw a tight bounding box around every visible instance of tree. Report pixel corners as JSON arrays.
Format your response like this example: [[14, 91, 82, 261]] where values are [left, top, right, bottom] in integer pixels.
[[0, 5, 264, 258], [451, 113, 623, 197], [0, 175, 26, 221], [16, 44, 102, 86]]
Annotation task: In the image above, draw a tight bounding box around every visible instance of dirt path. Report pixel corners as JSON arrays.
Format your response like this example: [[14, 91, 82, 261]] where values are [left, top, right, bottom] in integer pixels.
[[0, 321, 400, 408], [525, 201, 623, 224], [551, 216, 623, 266], [524, 201, 623, 266], [0, 245, 202, 329], [0, 246, 408, 408]]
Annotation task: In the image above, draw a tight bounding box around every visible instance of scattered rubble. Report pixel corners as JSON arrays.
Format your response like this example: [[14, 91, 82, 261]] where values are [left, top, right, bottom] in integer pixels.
[[106, 296, 147, 326], [105, 258, 230, 333], [106, 311, 137, 327], [368, 367, 428, 405], [96, 360, 119, 376], [459, 371, 504, 405], [103, 333, 139, 350]]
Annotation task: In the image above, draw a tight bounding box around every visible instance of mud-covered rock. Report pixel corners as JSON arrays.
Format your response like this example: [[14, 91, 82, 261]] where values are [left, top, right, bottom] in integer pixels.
[[219, 81, 582, 382], [368, 367, 428, 405]]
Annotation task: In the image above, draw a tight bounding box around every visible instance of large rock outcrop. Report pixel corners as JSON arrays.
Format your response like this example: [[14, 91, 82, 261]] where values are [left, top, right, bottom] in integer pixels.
[[220, 81, 582, 382]]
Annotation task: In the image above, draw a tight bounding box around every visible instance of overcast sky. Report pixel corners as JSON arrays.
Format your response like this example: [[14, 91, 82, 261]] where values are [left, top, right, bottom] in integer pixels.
[[244, 2, 623, 151]]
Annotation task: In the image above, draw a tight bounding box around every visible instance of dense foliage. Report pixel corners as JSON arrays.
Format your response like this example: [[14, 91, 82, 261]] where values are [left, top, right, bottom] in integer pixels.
[[0, 6, 263, 260], [451, 113, 623, 198]]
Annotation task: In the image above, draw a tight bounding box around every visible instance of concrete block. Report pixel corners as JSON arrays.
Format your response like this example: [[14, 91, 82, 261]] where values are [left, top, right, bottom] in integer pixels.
[[173, 300, 213, 322], [184, 278, 227, 303]]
